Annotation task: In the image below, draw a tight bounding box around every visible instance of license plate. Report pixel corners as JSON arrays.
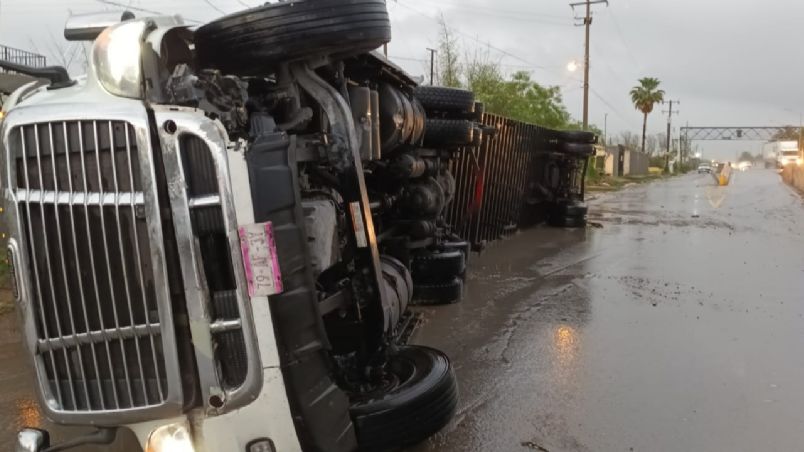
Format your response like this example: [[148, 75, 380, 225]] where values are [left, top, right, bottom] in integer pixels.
[[238, 222, 283, 297]]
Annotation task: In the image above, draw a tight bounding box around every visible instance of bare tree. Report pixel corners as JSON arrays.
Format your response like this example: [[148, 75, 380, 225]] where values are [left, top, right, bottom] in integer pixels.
[[645, 135, 658, 155], [618, 131, 640, 150], [437, 16, 461, 88]]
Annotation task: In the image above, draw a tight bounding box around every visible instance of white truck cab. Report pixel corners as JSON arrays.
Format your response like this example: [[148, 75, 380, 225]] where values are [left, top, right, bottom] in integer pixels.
[[763, 140, 801, 168], [4, 5, 466, 452]]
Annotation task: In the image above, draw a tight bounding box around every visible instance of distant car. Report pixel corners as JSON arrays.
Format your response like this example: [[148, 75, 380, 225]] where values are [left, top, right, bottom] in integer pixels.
[[698, 163, 712, 174], [738, 161, 753, 172]]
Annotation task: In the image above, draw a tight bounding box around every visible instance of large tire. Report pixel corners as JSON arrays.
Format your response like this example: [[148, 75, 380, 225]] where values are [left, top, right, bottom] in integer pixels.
[[559, 130, 597, 144], [413, 86, 475, 113], [195, 0, 391, 75], [411, 250, 465, 283], [559, 142, 595, 156], [442, 240, 471, 265], [412, 277, 464, 305], [548, 215, 587, 228], [350, 346, 458, 451], [423, 119, 474, 147], [551, 202, 588, 218]]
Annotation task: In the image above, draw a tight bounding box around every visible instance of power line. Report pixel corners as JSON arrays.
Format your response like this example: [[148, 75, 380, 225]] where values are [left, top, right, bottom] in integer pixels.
[[607, 8, 639, 67], [389, 54, 562, 72], [406, 0, 571, 22], [202, 0, 226, 15], [589, 86, 627, 122], [394, 1, 550, 71], [95, 0, 204, 23]]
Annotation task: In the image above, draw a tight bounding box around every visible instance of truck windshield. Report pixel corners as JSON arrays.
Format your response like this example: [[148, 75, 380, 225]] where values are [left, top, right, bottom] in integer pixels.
[[782, 151, 799, 156]]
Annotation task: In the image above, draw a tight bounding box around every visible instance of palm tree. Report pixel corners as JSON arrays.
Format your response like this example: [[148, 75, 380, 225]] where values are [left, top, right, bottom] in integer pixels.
[[630, 77, 665, 154]]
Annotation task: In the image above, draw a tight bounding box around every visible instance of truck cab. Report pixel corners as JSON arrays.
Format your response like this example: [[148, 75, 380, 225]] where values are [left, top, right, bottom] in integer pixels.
[[3, 5, 478, 451]]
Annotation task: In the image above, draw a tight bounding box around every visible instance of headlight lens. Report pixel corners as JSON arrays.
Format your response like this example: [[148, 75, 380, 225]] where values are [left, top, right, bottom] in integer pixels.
[[92, 20, 146, 98], [145, 423, 195, 452]]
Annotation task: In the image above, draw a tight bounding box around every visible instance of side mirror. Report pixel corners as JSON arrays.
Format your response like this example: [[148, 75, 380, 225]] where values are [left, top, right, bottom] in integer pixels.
[[15, 429, 50, 452], [64, 11, 136, 41]]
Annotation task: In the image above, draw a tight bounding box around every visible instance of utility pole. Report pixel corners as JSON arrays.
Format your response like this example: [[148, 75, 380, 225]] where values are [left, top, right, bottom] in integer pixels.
[[604, 112, 608, 146], [662, 99, 680, 172], [426, 48, 437, 85], [571, 0, 608, 130], [798, 113, 802, 160]]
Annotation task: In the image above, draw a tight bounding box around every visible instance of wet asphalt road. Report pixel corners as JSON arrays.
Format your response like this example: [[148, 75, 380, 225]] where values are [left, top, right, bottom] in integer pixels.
[[409, 169, 804, 452], [2, 169, 804, 451]]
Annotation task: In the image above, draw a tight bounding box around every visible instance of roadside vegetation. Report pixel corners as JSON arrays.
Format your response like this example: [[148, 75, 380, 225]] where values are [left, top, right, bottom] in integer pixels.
[[430, 22, 697, 185], [0, 260, 12, 315], [435, 20, 599, 133]]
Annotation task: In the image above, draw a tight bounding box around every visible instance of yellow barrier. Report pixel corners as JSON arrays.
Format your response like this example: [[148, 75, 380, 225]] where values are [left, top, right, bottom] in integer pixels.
[[712, 164, 731, 186]]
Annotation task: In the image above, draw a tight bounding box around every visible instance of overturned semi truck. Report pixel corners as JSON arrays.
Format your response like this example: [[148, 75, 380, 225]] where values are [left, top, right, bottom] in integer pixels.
[[1, 2, 595, 451]]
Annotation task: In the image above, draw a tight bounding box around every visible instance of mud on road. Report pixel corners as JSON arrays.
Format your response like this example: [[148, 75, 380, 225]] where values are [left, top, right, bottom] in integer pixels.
[[2, 170, 804, 452]]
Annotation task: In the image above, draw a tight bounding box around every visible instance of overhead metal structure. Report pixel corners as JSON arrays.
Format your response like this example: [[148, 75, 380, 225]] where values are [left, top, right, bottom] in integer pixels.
[[680, 127, 794, 141]]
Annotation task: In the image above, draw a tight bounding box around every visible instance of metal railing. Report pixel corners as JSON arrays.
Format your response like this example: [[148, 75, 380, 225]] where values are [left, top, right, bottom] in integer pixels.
[[0, 44, 47, 70]]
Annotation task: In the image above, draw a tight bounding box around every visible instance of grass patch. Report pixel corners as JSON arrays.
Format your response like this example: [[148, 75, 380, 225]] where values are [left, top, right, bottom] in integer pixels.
[[587, 173, 669, 192], [0, 300, 13, 315], [0, 260, 13, 315]]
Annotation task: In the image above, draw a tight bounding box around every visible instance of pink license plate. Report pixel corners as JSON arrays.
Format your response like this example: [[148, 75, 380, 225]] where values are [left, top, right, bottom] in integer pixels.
[[238, 222, 283, 298]]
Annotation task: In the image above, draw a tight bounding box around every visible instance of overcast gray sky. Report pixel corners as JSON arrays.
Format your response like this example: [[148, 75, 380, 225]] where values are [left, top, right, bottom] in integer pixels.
[[1, 0, 802, 160]]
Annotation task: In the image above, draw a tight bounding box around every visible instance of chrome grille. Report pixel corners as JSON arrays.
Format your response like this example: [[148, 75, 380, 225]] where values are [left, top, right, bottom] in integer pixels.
[[154, 108, 261, 412], [180, 135, 248, 389], [8, 119, 176, 415]]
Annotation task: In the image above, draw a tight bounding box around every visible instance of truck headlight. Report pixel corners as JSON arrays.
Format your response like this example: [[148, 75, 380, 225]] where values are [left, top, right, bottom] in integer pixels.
[[92, 20, 146, 98], [145, 423, 195, 452]]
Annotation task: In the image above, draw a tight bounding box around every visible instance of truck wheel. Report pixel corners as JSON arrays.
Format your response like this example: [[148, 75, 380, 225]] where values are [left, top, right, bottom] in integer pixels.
[[548, 215, 587, 228], [551, 202, 588, 218], [442, 240, 471, 265], [423, 119, 474, 147], [350, 346, 458, 451], [195, 0, 391, 75], [412, 277, 464, 305], [559, 142, 596, 156], [558, 130, 597, 144], [411, 250, 465, 283], [413, 86, 475, 113]]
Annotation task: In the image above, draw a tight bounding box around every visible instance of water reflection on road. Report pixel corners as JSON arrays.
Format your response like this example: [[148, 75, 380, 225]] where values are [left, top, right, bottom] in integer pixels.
[[410, 170, 804, 452], [2, 170, 803, 452]]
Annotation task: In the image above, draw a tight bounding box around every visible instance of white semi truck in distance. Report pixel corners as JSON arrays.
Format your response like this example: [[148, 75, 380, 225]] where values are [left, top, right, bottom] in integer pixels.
[[762, 140, 801, 168]]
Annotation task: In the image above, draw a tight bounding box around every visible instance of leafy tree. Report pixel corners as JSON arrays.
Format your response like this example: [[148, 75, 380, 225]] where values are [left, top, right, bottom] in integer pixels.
[[433, 31, 599, 132], [629, 77, 665, 154], [738, 151, 755, 162], [464, 50, 576, 128]]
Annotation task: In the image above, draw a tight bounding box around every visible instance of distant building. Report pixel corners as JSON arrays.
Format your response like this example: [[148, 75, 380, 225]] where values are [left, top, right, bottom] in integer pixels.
[[603, 145, 649, 177]]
